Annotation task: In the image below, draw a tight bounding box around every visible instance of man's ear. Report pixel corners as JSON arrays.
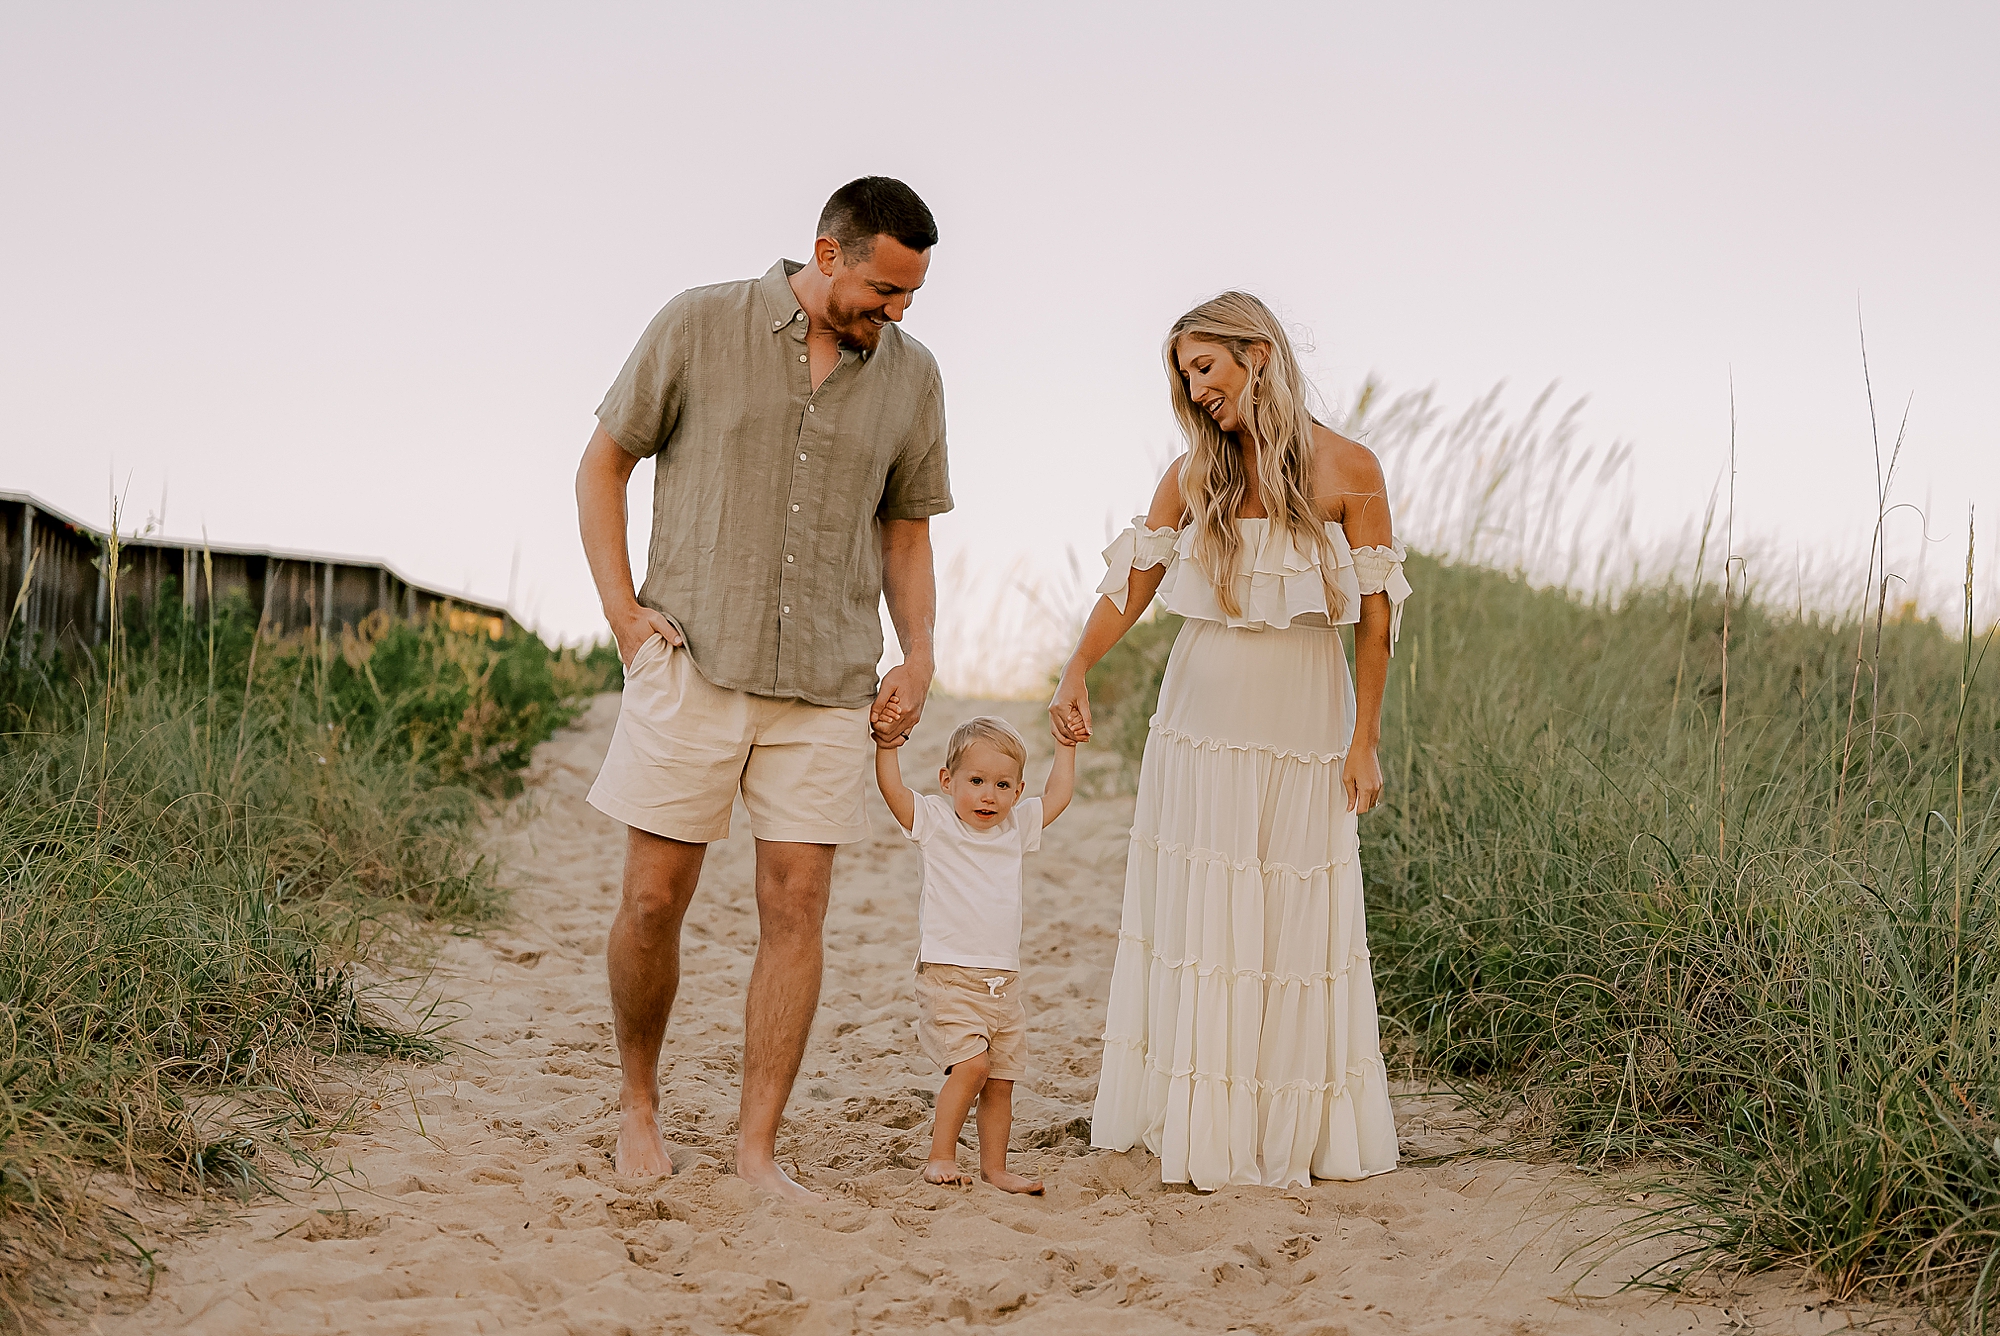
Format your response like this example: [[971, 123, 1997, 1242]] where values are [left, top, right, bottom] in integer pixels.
[[814, 236, 841, 275]]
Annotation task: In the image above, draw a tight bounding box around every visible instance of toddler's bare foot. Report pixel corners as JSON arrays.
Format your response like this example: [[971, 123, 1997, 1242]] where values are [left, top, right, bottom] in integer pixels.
[[736, 1153, 826, 1203], [923, 1159, 974, 1186], [982, 1167, 1044, 1195], [615, 1104, 674, 1178]]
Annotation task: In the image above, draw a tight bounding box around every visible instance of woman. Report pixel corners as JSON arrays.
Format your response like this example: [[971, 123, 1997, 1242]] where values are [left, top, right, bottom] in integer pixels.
[[1050, 292, 1408, 1191]]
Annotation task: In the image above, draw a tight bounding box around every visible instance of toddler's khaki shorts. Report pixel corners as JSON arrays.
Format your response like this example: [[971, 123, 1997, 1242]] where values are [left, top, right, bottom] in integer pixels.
[[587, 634, 872, 845], [915, 963, 1027, 1081]]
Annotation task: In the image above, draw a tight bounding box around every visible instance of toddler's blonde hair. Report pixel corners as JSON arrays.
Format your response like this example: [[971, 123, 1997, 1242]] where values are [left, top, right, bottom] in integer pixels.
[[944, 716, 1028, 773]]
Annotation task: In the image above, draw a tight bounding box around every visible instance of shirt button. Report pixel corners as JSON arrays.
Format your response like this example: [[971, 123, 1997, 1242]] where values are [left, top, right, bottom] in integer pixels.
[[798, 354, 807, 362], [782, 605, 791, 614], [808, 404, 815, 412], [785, 554, 794, 563], [791, 504, 800, 512], [799, 452, 807, 461]]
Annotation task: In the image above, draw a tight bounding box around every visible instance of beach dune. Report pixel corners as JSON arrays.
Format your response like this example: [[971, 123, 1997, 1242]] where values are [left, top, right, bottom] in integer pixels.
[[67, 693, 1911, 1335]]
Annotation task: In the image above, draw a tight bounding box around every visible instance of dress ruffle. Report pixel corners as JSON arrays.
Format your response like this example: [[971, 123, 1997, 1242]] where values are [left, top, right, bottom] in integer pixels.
[[1089, 618, 1400, 1189], [1096, 518, 1181, 614], [1098, 518, 1413, 647], [1350, 541, 1413, 648]]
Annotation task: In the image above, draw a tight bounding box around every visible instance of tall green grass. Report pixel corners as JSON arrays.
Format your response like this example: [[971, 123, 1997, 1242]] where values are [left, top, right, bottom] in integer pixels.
[[0, 579, 615, 1319], [1091, 555, 2000, 1321]]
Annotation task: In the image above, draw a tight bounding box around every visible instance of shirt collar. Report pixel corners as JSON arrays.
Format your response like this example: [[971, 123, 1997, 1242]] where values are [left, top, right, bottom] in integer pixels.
[[757, 257, 874, 361], [759, 258, 805, 333]]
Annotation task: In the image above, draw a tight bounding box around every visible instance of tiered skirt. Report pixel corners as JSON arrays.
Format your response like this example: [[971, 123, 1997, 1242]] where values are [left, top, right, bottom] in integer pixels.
[[1090, 617, 1400, 1189]]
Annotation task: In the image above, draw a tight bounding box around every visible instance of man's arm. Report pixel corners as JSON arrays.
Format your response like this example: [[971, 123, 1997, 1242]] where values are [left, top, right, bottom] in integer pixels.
[[1039, 741, 1077, 825], [874, 740, 918, 832], [576, 424, 681, 662], [872, 517, 936, 744]]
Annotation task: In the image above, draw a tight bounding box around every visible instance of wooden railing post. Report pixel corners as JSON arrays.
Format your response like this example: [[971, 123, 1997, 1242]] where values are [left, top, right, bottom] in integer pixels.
[[19, 504, 35, 667]]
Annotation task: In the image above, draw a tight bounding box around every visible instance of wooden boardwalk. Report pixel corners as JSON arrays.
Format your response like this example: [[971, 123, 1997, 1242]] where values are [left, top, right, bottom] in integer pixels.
[[2, 490, 512, 660]]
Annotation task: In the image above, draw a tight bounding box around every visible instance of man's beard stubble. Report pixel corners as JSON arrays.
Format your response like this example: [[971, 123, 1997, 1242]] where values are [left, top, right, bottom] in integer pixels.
[[823, 288, 884, 352]]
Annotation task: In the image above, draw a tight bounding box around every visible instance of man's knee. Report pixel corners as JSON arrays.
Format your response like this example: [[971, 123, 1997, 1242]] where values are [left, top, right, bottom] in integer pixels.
[[621, 830, 703, 925], [753, 844, 834, 938]]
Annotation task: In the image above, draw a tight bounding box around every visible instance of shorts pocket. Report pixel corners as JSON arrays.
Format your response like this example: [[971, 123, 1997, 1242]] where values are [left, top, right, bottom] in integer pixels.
[[626, 633, 670, 675]]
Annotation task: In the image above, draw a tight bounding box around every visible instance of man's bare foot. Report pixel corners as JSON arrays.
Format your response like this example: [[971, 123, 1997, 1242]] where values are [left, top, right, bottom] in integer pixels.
[[736, 1153, 826, 1203], [982, 1167, 1044, 1195], [615, 1103, 674, 1178], [923, 1159, 974, 1186]]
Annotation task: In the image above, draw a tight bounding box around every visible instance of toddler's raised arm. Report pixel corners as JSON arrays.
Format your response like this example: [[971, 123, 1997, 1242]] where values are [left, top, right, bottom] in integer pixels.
[[1040, 739, 1078, 825], [874, 740, 918, 832]]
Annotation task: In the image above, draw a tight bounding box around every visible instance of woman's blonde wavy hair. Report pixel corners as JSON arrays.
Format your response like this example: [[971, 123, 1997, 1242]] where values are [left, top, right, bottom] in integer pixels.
[[1165, 291, 1345, 620]]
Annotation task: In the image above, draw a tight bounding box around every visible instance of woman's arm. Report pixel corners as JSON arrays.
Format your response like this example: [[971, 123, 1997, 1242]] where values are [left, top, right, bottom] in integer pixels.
[[1323, 431, 1395, 814], [1346, 592, 1391, 813], [1048, 460, 1187, 745], [875, 742, 918, 832]]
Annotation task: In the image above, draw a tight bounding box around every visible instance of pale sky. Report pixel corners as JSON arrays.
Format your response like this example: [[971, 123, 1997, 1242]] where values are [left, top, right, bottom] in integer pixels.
[[5, 3, 1995, 683]]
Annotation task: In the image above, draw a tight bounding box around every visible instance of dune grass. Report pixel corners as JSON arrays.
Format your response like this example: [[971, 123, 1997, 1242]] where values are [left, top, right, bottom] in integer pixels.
[[0, 583, 615, 1320], [1089, 551, 2000, 1322]]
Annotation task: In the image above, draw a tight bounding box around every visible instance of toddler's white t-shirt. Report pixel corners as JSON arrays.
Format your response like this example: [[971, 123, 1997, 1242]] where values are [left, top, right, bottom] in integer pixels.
[[902, 793, 1044, 972]]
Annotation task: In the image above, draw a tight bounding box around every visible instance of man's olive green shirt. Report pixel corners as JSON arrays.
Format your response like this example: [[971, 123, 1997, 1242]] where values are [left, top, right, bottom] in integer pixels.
[[597, 260, 952, 709]]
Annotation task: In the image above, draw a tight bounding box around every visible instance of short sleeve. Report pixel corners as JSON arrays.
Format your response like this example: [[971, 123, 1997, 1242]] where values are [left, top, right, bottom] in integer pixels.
[[596, 294, 691, 460], [1095, 518, 1182, 614], [879, 376, 953, 521], [1350, 540, 1414, 650], [1018, 797, 1045, 854], [903, 793, 947, 845]]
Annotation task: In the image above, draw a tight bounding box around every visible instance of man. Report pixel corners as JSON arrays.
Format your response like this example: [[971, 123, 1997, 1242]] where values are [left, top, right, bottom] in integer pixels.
[[575, 177, 948, 1200]]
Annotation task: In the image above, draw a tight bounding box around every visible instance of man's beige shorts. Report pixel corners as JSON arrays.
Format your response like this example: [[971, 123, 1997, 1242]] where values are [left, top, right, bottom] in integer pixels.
[[915, 964, 1028, 1081], [587, 634, 872, 845]]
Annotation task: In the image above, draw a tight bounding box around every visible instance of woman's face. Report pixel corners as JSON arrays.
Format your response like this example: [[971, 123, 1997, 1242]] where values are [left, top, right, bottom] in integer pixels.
[[1175, 337, 1255, 434]]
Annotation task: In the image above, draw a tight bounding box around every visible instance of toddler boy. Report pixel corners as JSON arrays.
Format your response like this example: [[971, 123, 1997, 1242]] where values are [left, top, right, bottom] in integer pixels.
[[874, 715, 1075, 1193]]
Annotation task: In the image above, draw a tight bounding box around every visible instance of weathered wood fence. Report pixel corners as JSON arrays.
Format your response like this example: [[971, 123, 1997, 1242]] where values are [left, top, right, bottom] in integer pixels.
[[2, 490, 512, 661]]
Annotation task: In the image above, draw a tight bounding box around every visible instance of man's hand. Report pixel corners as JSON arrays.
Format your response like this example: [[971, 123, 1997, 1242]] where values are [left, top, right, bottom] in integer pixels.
[[608, 600, 683, 665], [871, 660, 931, 745]]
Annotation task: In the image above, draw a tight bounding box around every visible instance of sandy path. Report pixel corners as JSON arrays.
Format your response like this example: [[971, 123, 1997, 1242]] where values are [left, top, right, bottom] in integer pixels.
[[68, 693, 1914, 1335]]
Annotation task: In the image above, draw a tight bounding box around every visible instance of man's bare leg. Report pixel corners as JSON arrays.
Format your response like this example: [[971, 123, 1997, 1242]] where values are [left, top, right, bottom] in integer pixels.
[[607, 827, 706, 1177], [734, 839, 835, 1202]]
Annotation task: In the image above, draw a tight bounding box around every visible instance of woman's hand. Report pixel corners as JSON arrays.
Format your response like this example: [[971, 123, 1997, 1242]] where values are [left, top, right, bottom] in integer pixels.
[[1343, 745, 1384, 814], [1048, 667, 1093, 746]]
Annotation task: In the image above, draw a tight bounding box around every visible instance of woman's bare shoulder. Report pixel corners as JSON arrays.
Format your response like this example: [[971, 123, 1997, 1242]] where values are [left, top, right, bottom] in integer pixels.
[[1309, 424, 1388, 519], [1146, 454, 1191, 529]]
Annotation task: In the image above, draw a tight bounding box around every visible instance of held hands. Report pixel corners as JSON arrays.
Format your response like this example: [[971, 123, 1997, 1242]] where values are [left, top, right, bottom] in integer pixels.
[[609, 600, 683, 665], [871, 660, 932, 746], [1343, 746, 1385, 815], [1047, 669, 1092, 746]]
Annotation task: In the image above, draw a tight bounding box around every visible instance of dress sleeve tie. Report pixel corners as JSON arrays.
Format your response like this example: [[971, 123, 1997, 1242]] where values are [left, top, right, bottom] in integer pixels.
[[1096, 518, 1182, 614], [1349, 541, 1413, 651]]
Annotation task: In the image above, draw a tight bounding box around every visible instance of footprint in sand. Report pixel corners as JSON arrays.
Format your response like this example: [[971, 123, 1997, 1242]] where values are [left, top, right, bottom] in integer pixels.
[[62, 695, 1921, 1336]]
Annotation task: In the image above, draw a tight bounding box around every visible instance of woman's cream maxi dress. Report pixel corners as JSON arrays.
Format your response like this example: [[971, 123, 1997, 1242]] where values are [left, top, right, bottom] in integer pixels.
[[1089, 518, 1412, 1190]]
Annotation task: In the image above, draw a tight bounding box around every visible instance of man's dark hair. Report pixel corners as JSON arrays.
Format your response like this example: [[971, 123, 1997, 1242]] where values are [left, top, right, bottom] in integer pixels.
[[817, 177, 938, 260]]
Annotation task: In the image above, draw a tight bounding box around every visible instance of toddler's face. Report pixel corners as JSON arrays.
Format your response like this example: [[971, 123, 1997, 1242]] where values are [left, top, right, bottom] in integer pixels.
[[939, 741, 1025, 830]]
